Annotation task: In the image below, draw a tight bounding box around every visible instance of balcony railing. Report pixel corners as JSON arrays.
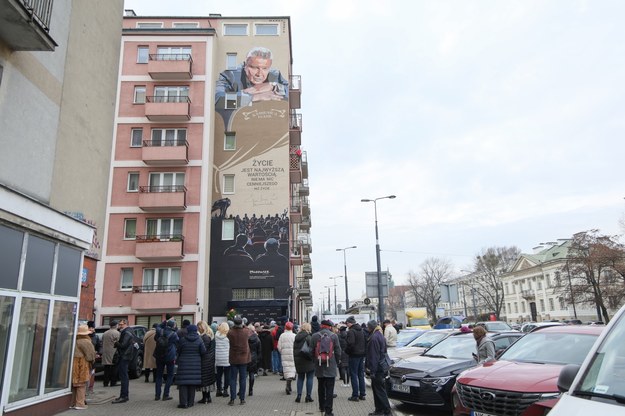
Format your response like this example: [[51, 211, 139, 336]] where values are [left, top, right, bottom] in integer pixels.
[[142, 139, 189, 165], [23, 0, 52, 29], [146, 96, 190, 103], [136, 234, 185, 242], [135, 234, 185, 260], [149, 53, 192, 62], [148, 54, 193, 80], [0, 0, 57, 51], [289, 75, 301, 109], [131, 285, 182, 309], [139, 185, 186, 193], [145, 95, 191, 122], [132, 285, 182, 293], [289, 111, 302, 145]]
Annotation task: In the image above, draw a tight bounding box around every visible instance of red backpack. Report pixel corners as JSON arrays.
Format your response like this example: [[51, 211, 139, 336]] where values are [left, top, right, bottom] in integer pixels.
[[315, 332, 334, 366]]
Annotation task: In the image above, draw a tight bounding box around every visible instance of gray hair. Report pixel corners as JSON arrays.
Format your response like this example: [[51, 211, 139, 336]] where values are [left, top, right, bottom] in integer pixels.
[[246, 46, 272, 61]]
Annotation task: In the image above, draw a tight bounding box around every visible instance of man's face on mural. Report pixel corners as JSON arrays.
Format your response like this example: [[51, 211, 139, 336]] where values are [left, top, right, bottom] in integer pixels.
[[245, 56, 272, 85]]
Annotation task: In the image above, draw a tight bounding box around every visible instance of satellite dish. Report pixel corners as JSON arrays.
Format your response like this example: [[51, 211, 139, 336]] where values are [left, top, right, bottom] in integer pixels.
[[364, 298, 371, 305]]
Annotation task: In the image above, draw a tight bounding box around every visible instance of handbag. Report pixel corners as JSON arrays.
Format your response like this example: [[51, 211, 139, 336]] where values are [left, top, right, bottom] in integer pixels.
[[300, 336, 313, 360]]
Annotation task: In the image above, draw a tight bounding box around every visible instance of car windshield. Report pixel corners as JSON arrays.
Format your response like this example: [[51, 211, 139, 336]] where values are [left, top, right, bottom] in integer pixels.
[[407, 331, 450, 348], [396, 330, 424, 347], [577, 313, 625, 398], [485, 322, 511, 331], [500, 331, 599, 365], [423, 335, 475, 360]]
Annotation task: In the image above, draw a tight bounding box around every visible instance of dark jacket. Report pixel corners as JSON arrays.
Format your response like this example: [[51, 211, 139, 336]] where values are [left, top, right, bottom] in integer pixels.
[[200, 333, 216, 387], [258, 329, 273, 369], [346, 323, 366, 357], [176, 330, 206, 386], [115, 327, 135, 361], [310, 317, 321, 334], [293, 330, 314, 374], [338, 329, 349, 367], [310, 328, 341, 378], [154, 326, 179, 363], [227, 325, 251, 365], [366, 328, 386, 375], [248, 331, 262, 372]]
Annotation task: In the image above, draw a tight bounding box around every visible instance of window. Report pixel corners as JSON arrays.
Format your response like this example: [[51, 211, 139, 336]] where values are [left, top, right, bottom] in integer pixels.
[[0, 296, 15, 396], [537, 280, 542, 290], [539, 299, 545, 312], [151, 128, 187, 146], [507, 303, 511, 314], [120, 268, 133, 290], [223, 174, 235, 194], [137, 46, 149, 64], [521, 302, 526, 313], [153, 86, 189, 103], [505, 283, 509, 295], [127, 172, 139, 192], [137, 22, 163, 28], [156, 46, 191, 60], [226, 53, 237, 69], [232, 288, 274, 299], [134, 86, 146, 103], [148, 172, 185, 192], [224, 23, 248, 36], [135, 315, 163, 329], [124, 219, 136, 239], [146, 218, 183, 239], [225, 92, 237, 109], [224, 132, 236, 150], [142, 267, 181, 290], [255, 23, 279, 36], [514, 302, 518, 313], [555, 298, 561, 310], [131, 128, 143, 147], [546, 273, 552, 288], [44, 301, 75, 392], [222, 219, 234, 240], [173, 22, 199, 28]]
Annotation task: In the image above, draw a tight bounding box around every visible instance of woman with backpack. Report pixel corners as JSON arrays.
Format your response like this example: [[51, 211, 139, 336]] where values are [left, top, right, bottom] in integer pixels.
[[197, 321, 216, 404], [293, 322, 315, 403]]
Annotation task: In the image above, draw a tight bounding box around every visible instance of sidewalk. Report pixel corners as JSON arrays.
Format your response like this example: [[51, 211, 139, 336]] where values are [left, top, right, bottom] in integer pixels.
[[58, 372, 378, 416]]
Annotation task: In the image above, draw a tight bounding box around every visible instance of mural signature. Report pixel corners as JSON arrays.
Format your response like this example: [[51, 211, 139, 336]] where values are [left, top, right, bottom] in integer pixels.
[[241, 109, 287, 120]]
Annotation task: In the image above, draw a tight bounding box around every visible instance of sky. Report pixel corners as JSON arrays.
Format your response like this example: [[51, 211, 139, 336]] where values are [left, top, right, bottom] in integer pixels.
[[124, 0, 625, 312]]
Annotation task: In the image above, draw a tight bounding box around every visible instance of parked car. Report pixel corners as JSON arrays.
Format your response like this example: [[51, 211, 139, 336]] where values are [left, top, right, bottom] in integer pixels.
[[395, 328, 428, 348], [389, 329, 458, 364], [521, 321, 564, 332], [386, 331, 523, 410], [93, 325, 147, 379], [475, 321, 514, 332], [453, 325, 605, 416], [549, 304, 625, 415], [433, 316, 464, 329]]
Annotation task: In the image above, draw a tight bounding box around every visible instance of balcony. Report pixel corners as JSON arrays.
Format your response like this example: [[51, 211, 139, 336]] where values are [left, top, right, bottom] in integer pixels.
[[145, 96, 191, 122], [301, 197, 310, 216], [0, 0, 57, 51], [301, 151, 308, 179], [131, 285, 182, 309], [135, 234, 184, 260], [298, 234, 312, 255], [289, 147, 302, 184], [300, 216, 311, 231], [142, 139, 189, 165], [289, 75, 301, 109], [289, 111, 302, 145], [290, 196, 301, 223], [521, 289, 535, 301], [148, 54, 193, 80], [290, 242, 303, 266], [298, 178, 309, 196], [302, 255, 311, 265], [138, 185, 187, 211], [302, 264, 312, 279]]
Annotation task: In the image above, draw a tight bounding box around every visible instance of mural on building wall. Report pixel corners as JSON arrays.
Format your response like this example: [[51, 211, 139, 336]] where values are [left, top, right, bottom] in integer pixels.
[[210, 45, 291, 320]]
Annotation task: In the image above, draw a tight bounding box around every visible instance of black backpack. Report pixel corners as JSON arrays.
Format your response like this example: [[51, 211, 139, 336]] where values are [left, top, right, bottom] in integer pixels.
[[154, 329, 169, 358]]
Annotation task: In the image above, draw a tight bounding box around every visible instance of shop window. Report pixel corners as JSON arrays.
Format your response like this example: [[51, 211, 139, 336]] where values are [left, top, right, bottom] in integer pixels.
[[22, 235, 54, 294], [44, 301, 75, 392]]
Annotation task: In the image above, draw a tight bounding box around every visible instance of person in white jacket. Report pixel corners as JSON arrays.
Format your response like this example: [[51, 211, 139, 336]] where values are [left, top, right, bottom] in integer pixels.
[[383, 319, 397, 348], [277, 321, 297, 395], [214, 322, 231, 397]]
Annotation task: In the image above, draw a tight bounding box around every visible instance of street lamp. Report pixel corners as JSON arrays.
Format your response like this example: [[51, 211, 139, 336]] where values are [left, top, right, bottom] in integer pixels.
[[329, 276, 341, 315], [336, 246, 357, 310], [361, 194, 396, 322], [324, 286, 331, 314]]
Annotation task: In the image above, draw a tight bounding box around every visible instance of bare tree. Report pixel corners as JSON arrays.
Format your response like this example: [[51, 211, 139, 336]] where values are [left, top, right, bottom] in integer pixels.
[[386, 285, 410, 320], [407, 258, 454, 321], [471, 246, 521, 319]]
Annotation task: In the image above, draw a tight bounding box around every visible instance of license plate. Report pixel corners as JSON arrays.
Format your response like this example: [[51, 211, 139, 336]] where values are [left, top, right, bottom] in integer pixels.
[[391, 383, 410, 393], [471, 411, 497, 416]]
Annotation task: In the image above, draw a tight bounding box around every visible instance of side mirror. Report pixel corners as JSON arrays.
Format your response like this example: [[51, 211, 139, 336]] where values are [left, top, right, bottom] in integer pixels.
[[557, 364, 580, 392]]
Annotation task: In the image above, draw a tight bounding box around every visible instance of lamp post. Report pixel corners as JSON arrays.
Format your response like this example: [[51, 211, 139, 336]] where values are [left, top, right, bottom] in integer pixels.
[[361, 194, 396, 323], [329, 276, 341, 315], [324, 286, 331, 314], [336, 246, 357, 310]]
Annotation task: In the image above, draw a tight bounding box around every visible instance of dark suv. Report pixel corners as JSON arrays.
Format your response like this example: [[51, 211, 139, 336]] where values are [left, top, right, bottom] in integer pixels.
[[93, 325, 147, 379]]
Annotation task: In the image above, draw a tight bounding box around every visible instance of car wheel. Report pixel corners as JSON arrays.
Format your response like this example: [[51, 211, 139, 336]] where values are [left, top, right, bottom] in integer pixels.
[[129, 353, 143, 379]]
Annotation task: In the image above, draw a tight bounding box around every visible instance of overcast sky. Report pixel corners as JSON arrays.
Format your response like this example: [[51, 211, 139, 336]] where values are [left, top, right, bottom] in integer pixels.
[[124, 0, 625, 311]]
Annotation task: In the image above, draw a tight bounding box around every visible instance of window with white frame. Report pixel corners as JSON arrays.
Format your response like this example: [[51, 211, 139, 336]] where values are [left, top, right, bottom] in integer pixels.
[[521, 302, 526, 313], [131, 128, 143, 147], [539, 299, 545, 312], [153, 86, 189, 103], [137, 46, 149, 64], [225, 92, 237, 109], [124, 219, 136, 239], [224, 132, 236, 150], [222, 219, 234, 240], [148, 172, 185, 192], [137, 22, 163, 28], [507, 303, 511, 313], [254, 23, 279, 36], [554, 298, 560, 310], [226, 53, 237, 69], [173, 22, 199, 28], [151, 128, 187, 146], [537, 280, 542, 290], [146, 218, 183, 239], [223, 174, 235, 194], [127, 172, 140, 192], [224, 23, 248, 36], [134, 86, 146, 103], [156, 46, 191, 60], [232, 288, 274, 300], [547, 273, 552, 287], [142, 267, 181, 290], [120, 268, 133, 290], [514, 302, 518, 313]]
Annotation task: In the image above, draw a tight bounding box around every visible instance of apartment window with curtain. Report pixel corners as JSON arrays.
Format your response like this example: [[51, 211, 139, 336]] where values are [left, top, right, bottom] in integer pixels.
[[137, 46, 149, 63], [226, 53, 237, 69], [131, 128, 143, 147], [153, 86, 189, 102], [127, 172, 140, 192], [124, 219, 136, 239], [142, 267, 181, 290], [223, 174, 235, 194], [148, 172, 185, 192], [224, 132, 236, 150], [134, 86, 146, 103], [224, 23, 247, 36], [539, 299, 545, 312], [121, 268, 133, 290], [151, 128, 187, 146], [172, 22, 199, 28], [145, 218, 183, 239], [137, 22, 163, 28], [156, 46, 191, 60], [254, 23, 279, 36]]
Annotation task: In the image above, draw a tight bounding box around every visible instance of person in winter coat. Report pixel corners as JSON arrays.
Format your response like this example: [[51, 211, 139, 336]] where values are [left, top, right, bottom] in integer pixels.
[[310, 315, 321, 334], [112, 319, 136, 404], [247, 324, 262, 396], [365, 320, 392, 416], [101, 320, 119, 388], [293, 322, 315, 403], [143, 323, 158, 382], [71, 324, 96, 410], [227, 316, 251, 405], [345, 315, 367, 401], [337, 325, 350, 387], [154, 319, 179, 401], [271, 321, 283, 374], [382, 319, 397, 348], [472, 325, 496, 364], [197, 320, 216, 404], [214, 322, 231, 397], [310, 320, 341, 416], [278, 321, 297, 395], [258, 325, 273, 375], [175, 324, 206, 408], [86, 321, 100, 395]]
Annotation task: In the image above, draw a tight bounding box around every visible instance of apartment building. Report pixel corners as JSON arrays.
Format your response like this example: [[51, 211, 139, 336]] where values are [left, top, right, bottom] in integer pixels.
[[0, 1, 123, 414], [96, 12, 312, 328]]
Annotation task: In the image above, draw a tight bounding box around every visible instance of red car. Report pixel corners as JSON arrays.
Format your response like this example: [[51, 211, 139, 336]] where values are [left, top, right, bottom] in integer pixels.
[[453, 325, 604, 416]]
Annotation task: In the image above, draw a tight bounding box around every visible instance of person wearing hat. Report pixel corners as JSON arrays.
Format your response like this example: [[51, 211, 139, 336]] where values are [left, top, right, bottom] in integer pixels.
[[227, 315, 251, 405], [154, 319, 179, 401], [345, 315, 367, 401], [175, 324, 207, 408], [278, 321, 297, 395], [310, 319, 341, 416], [101, 320, 119, 388], [70, 324, 96, 410], [365, 320, 392, 416], [382, 319, 397, 348]]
